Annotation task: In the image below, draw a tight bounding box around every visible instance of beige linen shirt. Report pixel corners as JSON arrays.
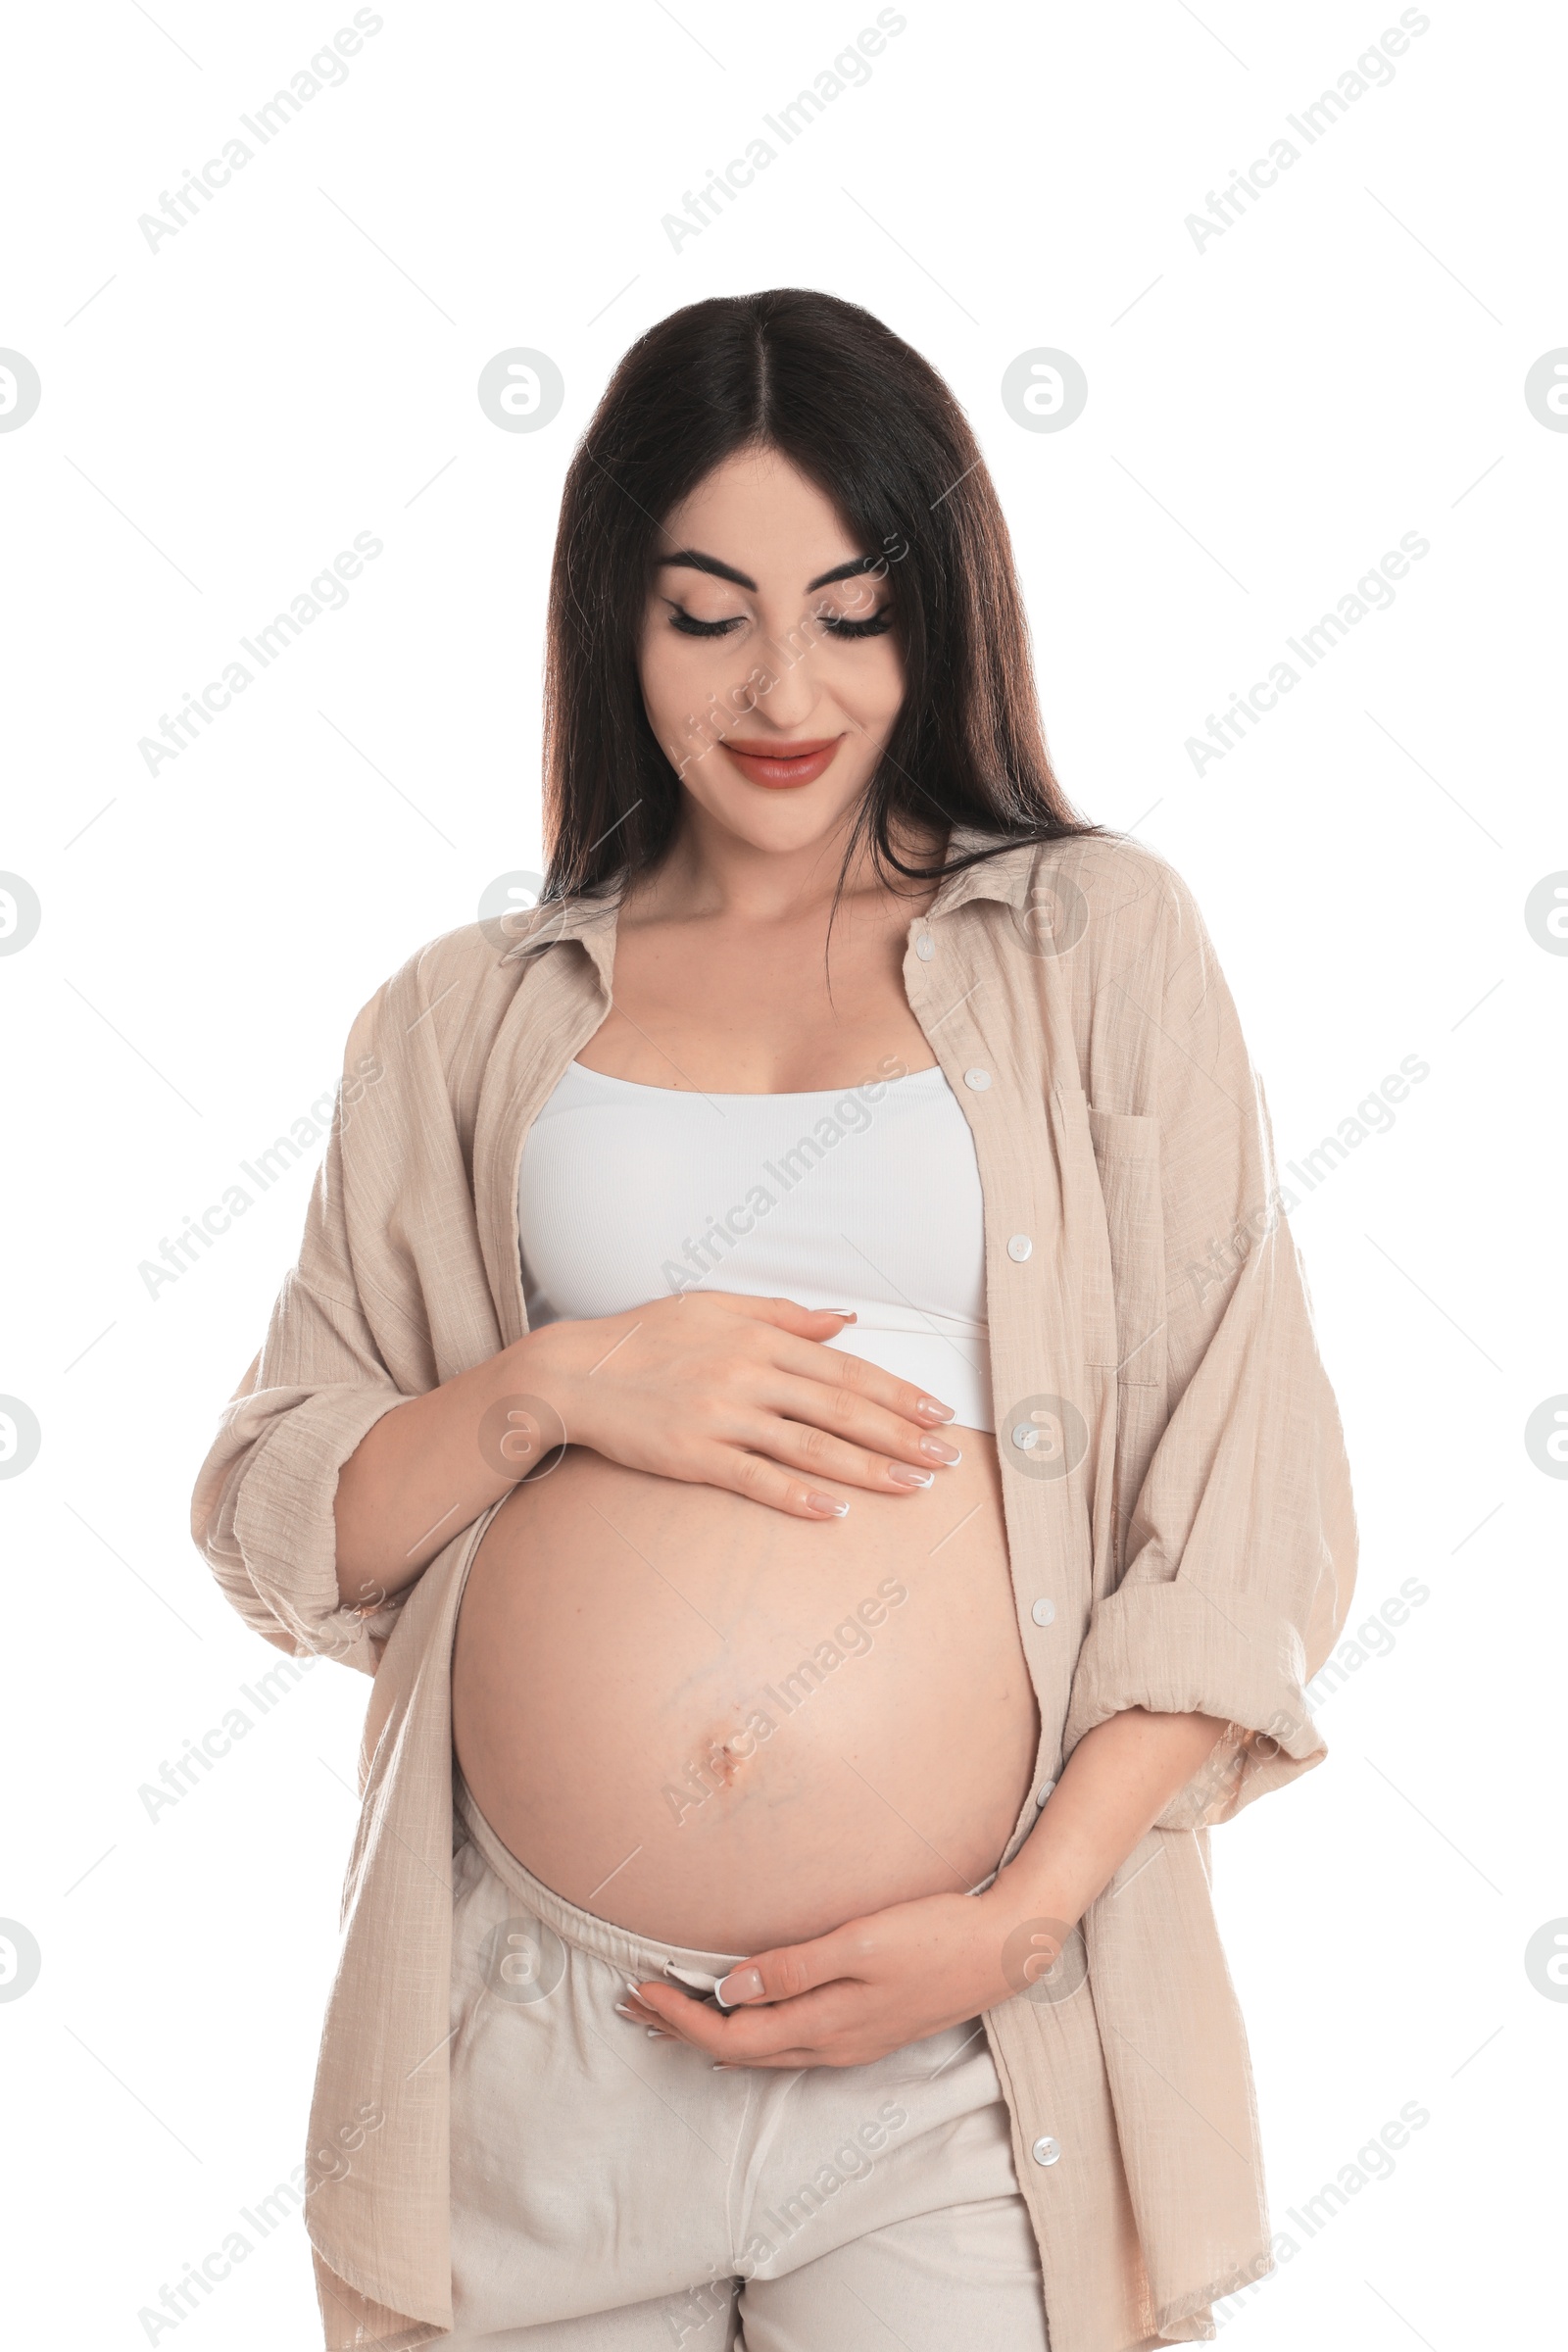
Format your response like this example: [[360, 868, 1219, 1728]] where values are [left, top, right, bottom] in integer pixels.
[[191, 829, 1356, 2352]]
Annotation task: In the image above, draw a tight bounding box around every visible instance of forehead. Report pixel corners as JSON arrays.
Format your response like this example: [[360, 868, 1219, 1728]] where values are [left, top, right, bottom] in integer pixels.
[[658, 447, 861, 570]]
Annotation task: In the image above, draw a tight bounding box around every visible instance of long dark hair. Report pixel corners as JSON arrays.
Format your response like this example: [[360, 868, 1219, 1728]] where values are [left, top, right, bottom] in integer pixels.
[[542, 288, 1095, 901]]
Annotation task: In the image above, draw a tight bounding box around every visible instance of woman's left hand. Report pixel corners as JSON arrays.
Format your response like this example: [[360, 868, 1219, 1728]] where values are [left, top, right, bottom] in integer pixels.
[[621, 1885, 1041, 2068]]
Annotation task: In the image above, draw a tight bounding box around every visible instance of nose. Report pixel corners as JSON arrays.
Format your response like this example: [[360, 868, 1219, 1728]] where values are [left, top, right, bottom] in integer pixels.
[[739, 629, 825, 733]]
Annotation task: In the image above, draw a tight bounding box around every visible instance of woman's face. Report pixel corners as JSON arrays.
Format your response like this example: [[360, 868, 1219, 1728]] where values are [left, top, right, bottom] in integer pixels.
[[637, 445, 906, 857]]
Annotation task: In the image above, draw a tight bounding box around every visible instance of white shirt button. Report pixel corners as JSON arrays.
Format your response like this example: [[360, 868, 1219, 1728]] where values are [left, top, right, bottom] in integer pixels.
[[914, 934, 935, 961], [1031, 1597, 1055, 1627], [963, 1067, 992, 1091], [1006, 1233, 1032, 1262], [1031, 2134, 1061, 2167], [1036, 1781, 1055, 1806]]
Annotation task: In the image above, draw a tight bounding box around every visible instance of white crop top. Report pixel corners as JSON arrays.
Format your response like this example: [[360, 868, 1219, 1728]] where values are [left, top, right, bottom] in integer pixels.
[[517, 1059, 995, 1432]]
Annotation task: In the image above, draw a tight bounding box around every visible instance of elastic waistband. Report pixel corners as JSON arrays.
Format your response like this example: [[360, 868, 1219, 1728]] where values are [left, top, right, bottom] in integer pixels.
[[454, 1770, 747, 1991]]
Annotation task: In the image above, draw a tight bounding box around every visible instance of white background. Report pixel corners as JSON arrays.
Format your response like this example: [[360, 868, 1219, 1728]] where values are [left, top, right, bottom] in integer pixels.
[[2, 1, 1564, 2344]]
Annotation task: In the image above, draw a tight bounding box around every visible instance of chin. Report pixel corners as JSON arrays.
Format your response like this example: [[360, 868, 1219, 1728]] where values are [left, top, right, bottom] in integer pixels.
[[701, 779, 873, 854], [725, 805, 854, 858]]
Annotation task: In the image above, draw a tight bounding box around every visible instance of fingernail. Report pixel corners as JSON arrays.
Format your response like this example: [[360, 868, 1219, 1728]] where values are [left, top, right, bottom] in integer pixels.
[[715, 1966, 763, 2004], [806, 1493, 850, 1518], [821, 1308, 857, 1320], [887, 1464, 934, 1488], [914, 1396, 955, 1423], [647, 2027, 670, 2039], [918, 1435, 961, 1464]]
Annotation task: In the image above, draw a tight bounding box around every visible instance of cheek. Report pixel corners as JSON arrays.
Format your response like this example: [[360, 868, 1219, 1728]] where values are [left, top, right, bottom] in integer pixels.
[[835, 638, 906, 733], [638, 618, 747, 739]]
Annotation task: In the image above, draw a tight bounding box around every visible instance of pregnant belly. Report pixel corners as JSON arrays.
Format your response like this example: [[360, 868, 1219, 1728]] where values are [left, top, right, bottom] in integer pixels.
[[451, 1436, 1040, 1954]]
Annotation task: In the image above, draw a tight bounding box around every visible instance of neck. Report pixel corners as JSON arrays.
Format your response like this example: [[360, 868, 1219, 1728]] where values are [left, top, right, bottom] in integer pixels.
[[636, 805, 944, 928]]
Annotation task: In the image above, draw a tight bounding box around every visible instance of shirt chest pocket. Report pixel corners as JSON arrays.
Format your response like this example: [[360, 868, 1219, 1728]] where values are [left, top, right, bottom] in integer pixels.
[[1085, 1107, 1166, 1391]]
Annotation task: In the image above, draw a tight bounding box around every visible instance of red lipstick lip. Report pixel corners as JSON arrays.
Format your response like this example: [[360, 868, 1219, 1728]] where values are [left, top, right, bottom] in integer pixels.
[[720, 736, 843, 788]]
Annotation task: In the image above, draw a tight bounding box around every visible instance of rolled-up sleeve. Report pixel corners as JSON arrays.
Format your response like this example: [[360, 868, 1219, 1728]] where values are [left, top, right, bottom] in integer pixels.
[[1063, 877, 1358, 1827], [192, 1299, 413, 1674], [190, 992, 420, 1675]]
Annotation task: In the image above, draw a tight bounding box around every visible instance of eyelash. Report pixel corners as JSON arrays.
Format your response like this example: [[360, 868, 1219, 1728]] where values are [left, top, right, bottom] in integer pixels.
[[667, 606, 894, 640]]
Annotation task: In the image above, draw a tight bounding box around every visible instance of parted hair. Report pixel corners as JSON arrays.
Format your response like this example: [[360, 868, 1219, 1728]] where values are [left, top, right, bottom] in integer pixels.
[[542, 286, 1095, 900]]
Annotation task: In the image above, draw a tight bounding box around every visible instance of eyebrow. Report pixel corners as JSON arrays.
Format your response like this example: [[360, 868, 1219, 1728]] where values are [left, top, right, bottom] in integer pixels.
[[657, 548, 885, 594]]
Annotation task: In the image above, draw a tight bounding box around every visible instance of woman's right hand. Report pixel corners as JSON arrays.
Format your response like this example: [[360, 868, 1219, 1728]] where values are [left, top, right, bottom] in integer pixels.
[[515, 1291, 962, 1519]]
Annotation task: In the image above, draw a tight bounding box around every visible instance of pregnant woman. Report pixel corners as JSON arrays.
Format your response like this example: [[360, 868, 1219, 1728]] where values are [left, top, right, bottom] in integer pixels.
[[194, 289, 1355, 2352]]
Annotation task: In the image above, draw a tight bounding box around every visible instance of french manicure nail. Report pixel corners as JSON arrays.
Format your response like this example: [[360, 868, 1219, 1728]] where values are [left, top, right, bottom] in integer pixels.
[[821, 1308, 857, 1320], [914, 1396, 955, 1423], [887, 1464, 934, 1488], [715, 1966, 763, 2004], [806, 1492, 850, 1518], [918, 1435, 961, 1464]]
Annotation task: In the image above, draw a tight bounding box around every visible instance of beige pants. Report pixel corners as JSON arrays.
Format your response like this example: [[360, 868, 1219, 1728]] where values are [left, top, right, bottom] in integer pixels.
[[445, 1777, 1051, 2350]]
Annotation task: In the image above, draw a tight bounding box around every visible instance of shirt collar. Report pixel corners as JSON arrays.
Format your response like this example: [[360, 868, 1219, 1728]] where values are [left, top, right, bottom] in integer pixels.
[[924, 827, 1038, 920], [497, 829, 1040, 966], [498, 892, 617, 962]]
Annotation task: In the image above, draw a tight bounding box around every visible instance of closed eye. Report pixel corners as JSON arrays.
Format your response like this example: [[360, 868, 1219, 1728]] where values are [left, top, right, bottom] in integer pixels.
[[664, 602, 895, 640], [816, 607, 894, 639], [667, 607, 746, 637]]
